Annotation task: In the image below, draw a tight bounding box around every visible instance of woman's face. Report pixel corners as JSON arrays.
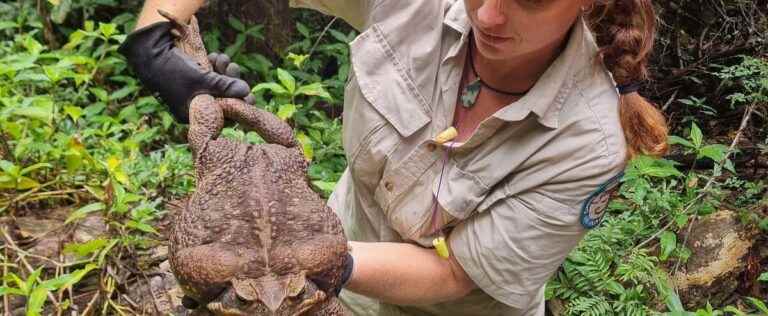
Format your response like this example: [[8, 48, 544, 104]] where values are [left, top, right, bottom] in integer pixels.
[[464, 0, 590, 60]]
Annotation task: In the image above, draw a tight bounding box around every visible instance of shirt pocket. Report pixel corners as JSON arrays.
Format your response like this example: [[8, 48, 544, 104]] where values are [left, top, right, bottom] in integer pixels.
[[343, 23, 432, 194]]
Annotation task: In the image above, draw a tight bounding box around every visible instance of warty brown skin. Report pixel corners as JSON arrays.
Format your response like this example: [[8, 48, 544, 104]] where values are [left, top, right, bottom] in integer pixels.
[[160, 11, 349, 316]]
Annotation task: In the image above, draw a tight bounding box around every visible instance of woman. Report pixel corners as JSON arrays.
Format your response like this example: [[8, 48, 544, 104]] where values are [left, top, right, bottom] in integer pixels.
[[120, 0, 668, 315]]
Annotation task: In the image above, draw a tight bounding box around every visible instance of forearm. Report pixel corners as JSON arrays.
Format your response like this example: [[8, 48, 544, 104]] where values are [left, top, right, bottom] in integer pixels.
[[345, 241, 476, 306], [135, 0, 206, 30]]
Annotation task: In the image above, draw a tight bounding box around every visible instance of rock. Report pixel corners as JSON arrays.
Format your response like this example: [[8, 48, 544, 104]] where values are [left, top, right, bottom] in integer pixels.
[[126, 259, 190, 315], [546, 298, 566, 316], [12, 210, 109, 267], [673, 210, 759, 308], [13, 216, 65, 268]]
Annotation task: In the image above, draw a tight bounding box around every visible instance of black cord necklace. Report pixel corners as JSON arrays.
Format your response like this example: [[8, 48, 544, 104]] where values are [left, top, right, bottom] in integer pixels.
[[461, 31, 533, 108]]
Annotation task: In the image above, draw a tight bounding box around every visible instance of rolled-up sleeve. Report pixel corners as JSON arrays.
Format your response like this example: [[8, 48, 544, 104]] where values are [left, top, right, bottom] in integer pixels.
[[289, 0, 379, 31], [449, 142, 625, 309], [450, 189, 588, 309]]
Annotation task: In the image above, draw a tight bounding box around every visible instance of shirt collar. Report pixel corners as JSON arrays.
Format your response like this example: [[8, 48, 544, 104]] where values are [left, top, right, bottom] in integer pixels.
[[442, 2, 600, 129], [444, 0, 470, 35]]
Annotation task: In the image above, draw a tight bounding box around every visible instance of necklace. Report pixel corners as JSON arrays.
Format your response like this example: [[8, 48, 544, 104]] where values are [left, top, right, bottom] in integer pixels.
[[461, 31, 533, 108]]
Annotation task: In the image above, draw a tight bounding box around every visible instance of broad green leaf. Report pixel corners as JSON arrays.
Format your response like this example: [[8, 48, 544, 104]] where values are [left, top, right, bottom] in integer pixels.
[[759, 218, 768, 232], [723, 159, 736, 174], [296, 83, 333, 100], [277, 104, 297, 120], [758, 272, 768, 283], [690, 123, 703, 149], [296, 132, 314, 161], [65, 145, 85, 172], [0, 287, 25, 296], [15, 73, 49, 82], [89, 88, 108, 102], [668, 135, 695, 149], [65, 202, 105, 224], [0, 160, 20, 176], [5, 273, 28, 293], [642, 166, 683, 178], [296, 22, 310, 38], [0, 21, 16, 31], [276, 68, 296, 94], [38, 264, 96, 291], [664, 289, 685, 312], [63, 105, 83, 122], [23, 36, 43, 55], [14, 102, 54, 122], [252, 82, 288, 95], [20, 163, 52, 176], [16, 177, 41, 190], [674, 214, 689, 228], [109, 85, 138, 101], [722, 306, 746, 316], [287, 53, 309, 69], [659, 231, 677, 261], [113, 170, 130, 186], [85, 185, 106, 201], [64, 239, 110, 257], [98, 23, 117, 38], [3, 121, 22, 139], [63, 30, 86, 50], [746, 297, 768, 314], [312, 181, 337, 193], [228, 17, 246, 32], [26, 287, 48, 316], [106, 157, 130, 186], [127, 220, 158, 234], [698, 144, 728, 162], [26, 268, 42, 296]]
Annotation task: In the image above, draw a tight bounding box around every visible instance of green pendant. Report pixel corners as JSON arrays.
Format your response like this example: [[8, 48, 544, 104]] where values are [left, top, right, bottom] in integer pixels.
[[461, 78, 481, 108]]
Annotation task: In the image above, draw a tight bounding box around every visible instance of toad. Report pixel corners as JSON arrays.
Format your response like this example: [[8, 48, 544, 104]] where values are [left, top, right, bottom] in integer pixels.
[[161, 11, 350, 316]]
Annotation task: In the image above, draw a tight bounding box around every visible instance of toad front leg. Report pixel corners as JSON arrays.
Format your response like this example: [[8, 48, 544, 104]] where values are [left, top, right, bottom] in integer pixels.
[[188, 94, 225, 159]]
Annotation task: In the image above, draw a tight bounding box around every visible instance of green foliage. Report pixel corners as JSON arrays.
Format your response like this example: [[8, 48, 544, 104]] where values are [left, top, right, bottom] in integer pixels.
[[0, 2, 352, 313], [2, 0, 765, 314], [549, 54, 768, 315], [715, 56, 768, 107], [1, 264, 96, 316]]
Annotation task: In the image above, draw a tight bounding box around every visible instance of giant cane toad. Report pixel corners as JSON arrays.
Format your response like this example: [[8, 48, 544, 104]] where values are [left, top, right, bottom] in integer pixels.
[[161, 11, 350, 316]]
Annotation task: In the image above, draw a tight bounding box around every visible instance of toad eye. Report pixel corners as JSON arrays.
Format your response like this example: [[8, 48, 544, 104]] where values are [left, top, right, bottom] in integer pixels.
[[235, 294, 249, 306]]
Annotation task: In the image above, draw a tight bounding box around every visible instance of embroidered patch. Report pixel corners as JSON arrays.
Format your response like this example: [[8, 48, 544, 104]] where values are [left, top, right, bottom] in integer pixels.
[[580, 172, 624, 229]]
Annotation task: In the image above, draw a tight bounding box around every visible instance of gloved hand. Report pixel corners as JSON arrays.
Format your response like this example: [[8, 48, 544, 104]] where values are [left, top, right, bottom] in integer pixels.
[[118, 21, 255, 123]]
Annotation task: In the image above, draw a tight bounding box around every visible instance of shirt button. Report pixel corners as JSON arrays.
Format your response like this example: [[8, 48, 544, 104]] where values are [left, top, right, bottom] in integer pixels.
[[426, 143, 437, 152], [384, 181, 394, 192]]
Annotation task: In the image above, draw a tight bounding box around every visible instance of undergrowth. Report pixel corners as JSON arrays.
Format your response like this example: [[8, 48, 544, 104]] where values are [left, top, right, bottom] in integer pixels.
[[0, 1, 766, 315]]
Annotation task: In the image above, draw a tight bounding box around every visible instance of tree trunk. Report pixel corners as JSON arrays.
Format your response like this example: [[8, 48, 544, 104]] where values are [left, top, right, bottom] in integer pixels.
[[198, 0, 294, 60]]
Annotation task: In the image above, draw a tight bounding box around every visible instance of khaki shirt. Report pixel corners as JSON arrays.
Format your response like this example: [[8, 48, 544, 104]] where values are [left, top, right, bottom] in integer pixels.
[[289, 1, 628, 315]]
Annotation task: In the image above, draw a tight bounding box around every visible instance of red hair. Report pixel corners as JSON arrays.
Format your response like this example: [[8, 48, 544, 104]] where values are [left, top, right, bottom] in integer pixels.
[[588, 0, 669, 159]]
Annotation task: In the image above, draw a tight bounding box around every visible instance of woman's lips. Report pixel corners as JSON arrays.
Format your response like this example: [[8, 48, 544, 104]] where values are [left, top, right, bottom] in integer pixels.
[[476, 29, 510, 45]]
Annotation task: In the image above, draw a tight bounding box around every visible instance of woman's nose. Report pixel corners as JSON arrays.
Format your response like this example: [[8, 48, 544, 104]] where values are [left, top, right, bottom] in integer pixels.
[[476, 0, 507, 27]]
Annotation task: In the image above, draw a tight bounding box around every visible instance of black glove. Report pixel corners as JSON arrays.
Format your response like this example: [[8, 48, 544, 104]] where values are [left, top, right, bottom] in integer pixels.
[[118, 21, 254, 123], [335, 253, 354, 296]]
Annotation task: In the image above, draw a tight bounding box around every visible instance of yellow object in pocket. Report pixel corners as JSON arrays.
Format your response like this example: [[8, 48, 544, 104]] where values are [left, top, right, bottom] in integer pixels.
[[434, 127, 458, 145], [433, 236, 450, 259]]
